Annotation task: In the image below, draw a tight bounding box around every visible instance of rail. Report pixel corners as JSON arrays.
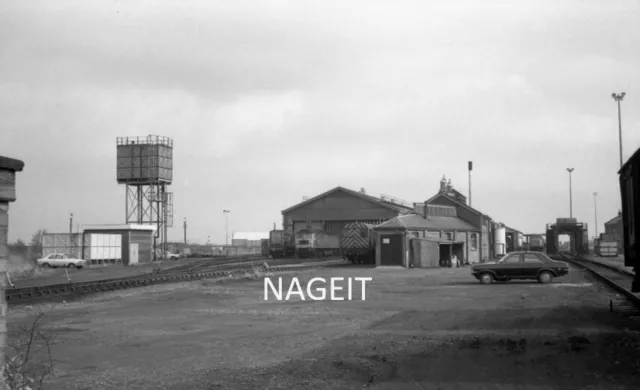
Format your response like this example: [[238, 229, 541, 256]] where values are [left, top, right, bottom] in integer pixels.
[[4, 259, 349, 306], [554, 252, 640, 312]]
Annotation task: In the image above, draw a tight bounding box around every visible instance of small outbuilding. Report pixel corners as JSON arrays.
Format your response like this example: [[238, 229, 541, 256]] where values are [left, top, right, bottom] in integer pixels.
[[373, 210, 480, 268], [80, 224, 156, 265]]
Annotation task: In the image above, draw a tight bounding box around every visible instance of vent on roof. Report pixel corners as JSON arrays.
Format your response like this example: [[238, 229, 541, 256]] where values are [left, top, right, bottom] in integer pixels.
[[302, 196, 309, 201], [360, 188, 366, 194], [380, 194, 412, 209]]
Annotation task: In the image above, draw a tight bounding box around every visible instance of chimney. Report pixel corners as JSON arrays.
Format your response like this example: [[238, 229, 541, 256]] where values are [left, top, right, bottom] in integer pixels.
[[440, 175, 447, 193], [446, 179, 453, 194], [360, 188, 366, 194]]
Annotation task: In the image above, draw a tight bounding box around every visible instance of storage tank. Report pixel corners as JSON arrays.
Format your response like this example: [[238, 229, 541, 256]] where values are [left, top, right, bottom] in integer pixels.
[[494, 225, 506, 256]]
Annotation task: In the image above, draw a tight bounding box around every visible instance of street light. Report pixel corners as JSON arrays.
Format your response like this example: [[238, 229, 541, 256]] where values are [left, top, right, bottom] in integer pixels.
[[223, 210, 231, 246], [612, 92, 626, 167], [69, 213, 74, 235], [566, 168, 574, 218], [593, 192, 598, 238]]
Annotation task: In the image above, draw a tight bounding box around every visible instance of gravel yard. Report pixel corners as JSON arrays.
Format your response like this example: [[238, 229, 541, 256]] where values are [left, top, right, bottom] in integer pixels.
[[8, 264, 640, 389]]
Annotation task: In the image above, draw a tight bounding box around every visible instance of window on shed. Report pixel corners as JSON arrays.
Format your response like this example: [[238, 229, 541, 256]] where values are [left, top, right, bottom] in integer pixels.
[[470, 233, 478, 251], [445, 232, 454, 240]]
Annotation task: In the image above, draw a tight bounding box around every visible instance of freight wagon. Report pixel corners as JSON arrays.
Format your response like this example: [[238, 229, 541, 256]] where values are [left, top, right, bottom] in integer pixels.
[[524, 235, 546, 252], [618, 146, 640, 292], [340, 222, 376, 264], [595, 240, 618, 257], [294, 230, 341, 258]]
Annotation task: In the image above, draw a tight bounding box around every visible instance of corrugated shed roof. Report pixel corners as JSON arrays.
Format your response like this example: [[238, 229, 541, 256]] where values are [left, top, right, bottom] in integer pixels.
[[375, 214, 478, 231], [281, 186, 414, 215], [232, 232, 269, 240]]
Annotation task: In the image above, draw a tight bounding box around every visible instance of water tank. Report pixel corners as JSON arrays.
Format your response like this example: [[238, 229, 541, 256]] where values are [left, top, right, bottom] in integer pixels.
[[494, 226, 507, 256]]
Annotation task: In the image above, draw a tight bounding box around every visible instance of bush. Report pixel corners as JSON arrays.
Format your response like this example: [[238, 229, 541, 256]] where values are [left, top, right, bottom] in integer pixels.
[[4, 312, 58, 390]]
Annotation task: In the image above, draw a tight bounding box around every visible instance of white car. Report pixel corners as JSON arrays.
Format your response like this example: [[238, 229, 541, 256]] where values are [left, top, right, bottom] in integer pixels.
[[37, 253, 87, 269]]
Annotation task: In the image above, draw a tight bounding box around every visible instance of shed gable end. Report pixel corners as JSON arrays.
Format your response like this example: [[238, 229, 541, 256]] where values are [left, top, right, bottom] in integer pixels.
[[284, 189, 399, 221]]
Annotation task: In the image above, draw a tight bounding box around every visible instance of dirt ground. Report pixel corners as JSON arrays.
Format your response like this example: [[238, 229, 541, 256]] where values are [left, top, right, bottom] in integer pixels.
[[8, 264, 640, 389]]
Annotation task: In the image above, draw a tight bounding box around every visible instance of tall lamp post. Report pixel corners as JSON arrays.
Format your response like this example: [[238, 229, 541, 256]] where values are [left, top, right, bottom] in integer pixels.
[[567, 168, 574, 218], [69, 213, 74, 235], [223, 210, 231, 246], [593, 192, 598, 239], [612, 92, 626, 168]]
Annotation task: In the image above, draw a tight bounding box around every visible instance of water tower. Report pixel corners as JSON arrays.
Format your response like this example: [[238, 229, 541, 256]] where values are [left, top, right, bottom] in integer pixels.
[[116, 135, 174, 259]]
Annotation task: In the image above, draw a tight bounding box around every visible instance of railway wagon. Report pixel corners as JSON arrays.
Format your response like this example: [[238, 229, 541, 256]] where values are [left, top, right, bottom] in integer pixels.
[[294, 230, 341, 258], [527, 235, 546, 252], [340, 222, 376, 264], [619, 146, 640, 292]]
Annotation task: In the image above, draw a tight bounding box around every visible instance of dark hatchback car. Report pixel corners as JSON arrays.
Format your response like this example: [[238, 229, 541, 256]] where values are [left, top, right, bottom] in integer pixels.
[[471, 251, 570, 284]]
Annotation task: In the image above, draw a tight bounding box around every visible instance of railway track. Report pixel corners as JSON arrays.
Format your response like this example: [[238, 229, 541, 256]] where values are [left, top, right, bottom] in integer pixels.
[[5, 258, 349, 307], [554, 252, 640, 318]]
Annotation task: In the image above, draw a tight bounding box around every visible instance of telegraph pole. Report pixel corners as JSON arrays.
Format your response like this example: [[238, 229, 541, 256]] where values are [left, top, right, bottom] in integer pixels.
[[183, 217, 187, 244], [612, 92, 626, 167], [223, 210, 231, 246], [566, 168, 574, 218], [69, 213, 73, 235], [468, 161, 473, 207], [593, 192, 598, 238]]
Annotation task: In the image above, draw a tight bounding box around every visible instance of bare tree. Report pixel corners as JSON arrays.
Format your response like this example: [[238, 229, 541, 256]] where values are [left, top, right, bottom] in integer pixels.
[[27, 230, 47, 263], [4, 312, 58, 390]]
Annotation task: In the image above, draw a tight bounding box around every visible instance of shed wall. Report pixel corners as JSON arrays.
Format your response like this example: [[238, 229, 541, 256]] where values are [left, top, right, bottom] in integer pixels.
[[82, 230, 128, 264], [129, 230, 153, 264]]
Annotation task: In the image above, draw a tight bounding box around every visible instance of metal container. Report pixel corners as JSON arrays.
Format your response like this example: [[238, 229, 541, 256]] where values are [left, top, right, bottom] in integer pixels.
[[493, 226, 506, 256]]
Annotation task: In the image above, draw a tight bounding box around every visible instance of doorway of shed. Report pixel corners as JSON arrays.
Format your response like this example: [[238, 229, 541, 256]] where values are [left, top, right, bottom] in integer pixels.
[[452, 243, 464, 265], [438, 244, 451, 267], [558, 233, 571, 252]]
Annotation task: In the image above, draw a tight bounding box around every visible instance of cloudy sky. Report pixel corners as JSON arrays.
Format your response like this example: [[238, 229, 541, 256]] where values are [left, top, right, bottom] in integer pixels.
[[2, 0, 639, 244]]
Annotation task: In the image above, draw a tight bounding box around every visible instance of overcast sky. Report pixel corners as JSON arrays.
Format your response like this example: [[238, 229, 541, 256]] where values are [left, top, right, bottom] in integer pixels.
[[2, 0, 639, 244]]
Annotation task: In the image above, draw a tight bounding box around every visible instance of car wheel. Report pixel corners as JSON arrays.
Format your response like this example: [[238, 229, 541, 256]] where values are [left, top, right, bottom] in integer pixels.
[[67, 263, 74, 268], [479, 273, 494, 284], [538, 271, 553, 284], [75, 265, 83, 269], [42, 262, 50, 268]]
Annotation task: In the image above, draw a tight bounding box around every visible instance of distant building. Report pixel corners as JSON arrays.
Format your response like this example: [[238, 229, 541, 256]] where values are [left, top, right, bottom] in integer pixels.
[[232, 232, 269, 247], [603, 211, 624, 251]]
